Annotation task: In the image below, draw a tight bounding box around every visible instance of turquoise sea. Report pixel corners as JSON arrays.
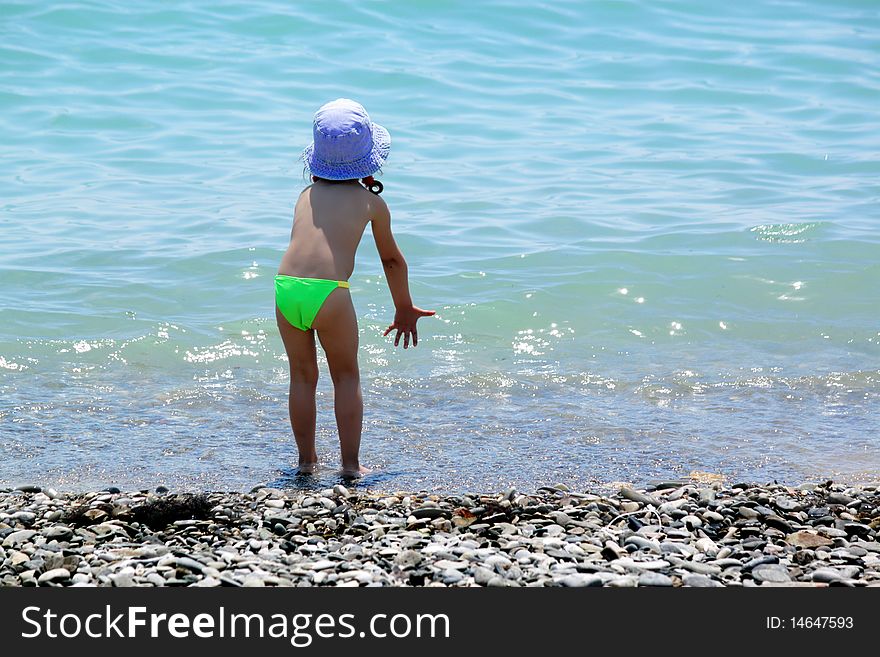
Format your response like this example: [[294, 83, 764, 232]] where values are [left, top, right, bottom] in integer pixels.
[[1, 0, 878, 493]]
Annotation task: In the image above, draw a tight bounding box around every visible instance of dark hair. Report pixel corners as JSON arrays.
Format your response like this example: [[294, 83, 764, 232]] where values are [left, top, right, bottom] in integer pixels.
[[308, 174, 383, 195]]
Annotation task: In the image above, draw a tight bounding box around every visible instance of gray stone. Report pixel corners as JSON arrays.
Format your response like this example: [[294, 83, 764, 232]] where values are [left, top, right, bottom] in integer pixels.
[[820, 527, 848, 539], [751, 564, 791, 583], [683, 573, 722, 587], [394, 550, 422, 569], [190, 576, 221, 587], [473, 567, 495, 586], [2, 529, 37, 547], [658, 499, 688, 514], [854, 541, 880, 553], [773, 497, 801, 512], [42, 526, 74, 541], [682, 515, 703, 530], [38, 568, 72, 584], [559, 573, 603, 587], [659, 541, 690, 556], [607, 575, 638, 588], [11, 511, 36, 525], [811, 568, 845, 583], [834, 566, 862, 579], [625, 536, 660, 553], [638, 572, 673, 587], [549, 511, 573, 527], [764, 515, 793, 534], [173, 557, 207, 573], [742, 555, 779, 572], [667, 555, 721, 575], [111, 568, 136, 587], [619, 487, 660, 507], [143, 573, 164, 586], [614, 557, 671, 571]]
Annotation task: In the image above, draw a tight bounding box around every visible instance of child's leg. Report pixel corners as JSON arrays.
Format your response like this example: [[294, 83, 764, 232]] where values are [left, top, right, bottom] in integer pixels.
[[275, 306, 319, 471], [312, 289, 366, 476]]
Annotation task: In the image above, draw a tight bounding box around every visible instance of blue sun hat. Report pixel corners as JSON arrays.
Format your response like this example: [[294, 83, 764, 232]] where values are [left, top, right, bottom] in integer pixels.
[[302, 98, 391, 180]]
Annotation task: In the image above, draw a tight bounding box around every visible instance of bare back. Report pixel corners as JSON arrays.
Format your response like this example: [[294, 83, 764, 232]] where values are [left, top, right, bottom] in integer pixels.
[[277, 180, 376, 281]]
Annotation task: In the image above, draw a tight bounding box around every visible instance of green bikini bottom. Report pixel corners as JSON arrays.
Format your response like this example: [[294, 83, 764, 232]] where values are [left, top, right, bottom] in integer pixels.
[[275, 275, 350, 331]]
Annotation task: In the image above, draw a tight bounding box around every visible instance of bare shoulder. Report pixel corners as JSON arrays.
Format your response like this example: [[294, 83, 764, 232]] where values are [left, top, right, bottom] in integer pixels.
[[365, 189, 390, 222], [294, 185, 312, 206]]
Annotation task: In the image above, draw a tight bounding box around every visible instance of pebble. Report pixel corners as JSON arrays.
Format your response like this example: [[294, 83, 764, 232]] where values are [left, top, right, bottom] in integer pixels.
[[742, 555, 778, 572], [394, 550, 422, 569], [559, 574, 603, 587], [764, 515, 793, 533], [473, 566, 495, 586], [619, 487, 660, 507], [786, 530, 833, 548], [607, 575, 638, 588], [2, 529, 37, 547], [638, 572, 673, 587], [625, 536, 660, 553], [42, 526, 74, 541], [111, 568, 136, 587], [0, 481, 875, 588], [844, 523, 872, 537], [811, 568, 845, 583], [751, 564, 791, 583], [38, 568, 72, 584], [683, 573, 723, 587], [667, 556, 721, 575]]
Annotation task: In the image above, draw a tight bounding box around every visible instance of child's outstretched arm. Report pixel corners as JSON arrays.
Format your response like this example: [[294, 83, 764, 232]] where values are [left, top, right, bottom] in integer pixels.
[[370, 197, 434, 348]]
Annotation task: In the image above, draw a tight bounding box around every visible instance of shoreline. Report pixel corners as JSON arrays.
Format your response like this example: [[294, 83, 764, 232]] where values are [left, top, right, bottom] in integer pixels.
[[1, 480, 878, 587]]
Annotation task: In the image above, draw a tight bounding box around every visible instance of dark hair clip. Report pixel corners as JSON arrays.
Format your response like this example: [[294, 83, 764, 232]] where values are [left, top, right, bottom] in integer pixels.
[[366, 179, 383, 195]]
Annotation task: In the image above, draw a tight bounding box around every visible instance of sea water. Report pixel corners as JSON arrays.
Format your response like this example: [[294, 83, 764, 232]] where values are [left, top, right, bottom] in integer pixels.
[[1, 0, 878, 493]]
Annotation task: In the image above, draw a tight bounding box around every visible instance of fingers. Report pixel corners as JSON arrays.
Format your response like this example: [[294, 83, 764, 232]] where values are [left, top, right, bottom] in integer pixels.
[[403, 331, 410, 349], [418, 309, 436, 316], [413, 328, 418, 347], [383, 324, 394, 337], [394, 329, 402, 347]]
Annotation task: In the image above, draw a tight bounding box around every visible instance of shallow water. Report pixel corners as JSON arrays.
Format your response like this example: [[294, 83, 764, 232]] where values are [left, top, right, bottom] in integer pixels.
[[1, 0, 879, 493]]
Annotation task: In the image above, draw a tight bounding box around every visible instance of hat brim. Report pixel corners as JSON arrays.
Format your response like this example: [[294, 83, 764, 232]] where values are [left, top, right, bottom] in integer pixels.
[[302, 123, 391, 180]]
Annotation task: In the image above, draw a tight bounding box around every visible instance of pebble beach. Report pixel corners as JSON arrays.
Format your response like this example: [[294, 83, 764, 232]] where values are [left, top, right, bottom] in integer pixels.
[[2, 480, 879, 588]]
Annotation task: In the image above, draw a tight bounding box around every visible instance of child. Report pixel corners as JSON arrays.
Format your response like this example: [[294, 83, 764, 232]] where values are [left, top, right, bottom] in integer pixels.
[[275, 98, 434, 478]]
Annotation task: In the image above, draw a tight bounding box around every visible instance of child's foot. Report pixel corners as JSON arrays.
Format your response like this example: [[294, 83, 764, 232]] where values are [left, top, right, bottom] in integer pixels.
[[296, 462, 319, 475], [340, 465, 371, 479]]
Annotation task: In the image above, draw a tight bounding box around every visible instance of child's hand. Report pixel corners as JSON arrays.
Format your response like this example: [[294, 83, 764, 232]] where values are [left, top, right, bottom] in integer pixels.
[[383, 306, 435, 348]]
